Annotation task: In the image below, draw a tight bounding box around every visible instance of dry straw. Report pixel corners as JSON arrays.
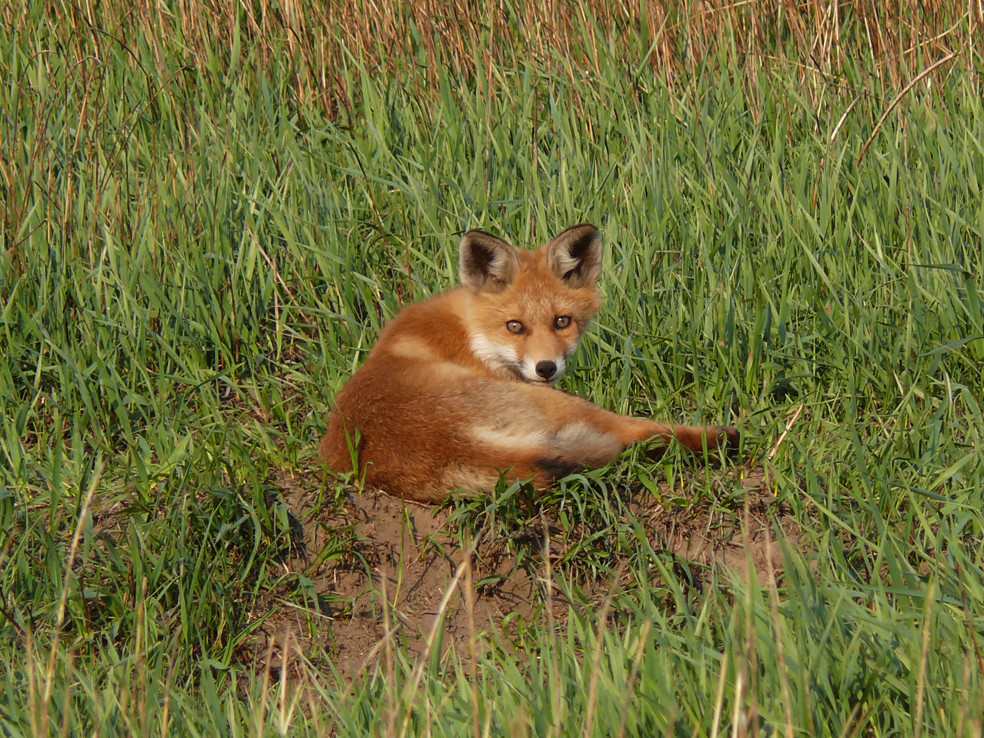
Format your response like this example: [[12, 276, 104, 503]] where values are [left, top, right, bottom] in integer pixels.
[[21, 0, 982, 118]]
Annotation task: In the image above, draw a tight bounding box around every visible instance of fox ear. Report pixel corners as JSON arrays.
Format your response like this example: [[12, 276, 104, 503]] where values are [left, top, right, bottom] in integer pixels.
[[459, 230, 520, 292], [545, 224, 602, 288]]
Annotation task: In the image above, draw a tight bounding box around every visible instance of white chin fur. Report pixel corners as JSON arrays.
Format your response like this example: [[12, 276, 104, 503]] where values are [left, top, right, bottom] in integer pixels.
[[469, 333, 520, 374]]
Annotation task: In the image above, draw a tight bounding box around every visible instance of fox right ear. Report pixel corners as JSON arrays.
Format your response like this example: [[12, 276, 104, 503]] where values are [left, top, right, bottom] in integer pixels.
[[459, 230, 520, 292], [545, 224, 602, 289]]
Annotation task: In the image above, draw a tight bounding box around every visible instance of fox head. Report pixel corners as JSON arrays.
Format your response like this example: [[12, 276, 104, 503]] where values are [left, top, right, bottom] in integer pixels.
[[459, 224, 603, 385]]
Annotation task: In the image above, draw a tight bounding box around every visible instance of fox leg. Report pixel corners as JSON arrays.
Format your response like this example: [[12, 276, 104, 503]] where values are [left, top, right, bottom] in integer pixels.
[[590, 412, 739, 456], [457, 386, 739, 493], [514, 385, 739, 461], [450, 416, 738, 495]]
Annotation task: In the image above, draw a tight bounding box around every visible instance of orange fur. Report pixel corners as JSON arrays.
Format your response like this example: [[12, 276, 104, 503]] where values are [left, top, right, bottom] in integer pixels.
[[319, 224, 738, 503]]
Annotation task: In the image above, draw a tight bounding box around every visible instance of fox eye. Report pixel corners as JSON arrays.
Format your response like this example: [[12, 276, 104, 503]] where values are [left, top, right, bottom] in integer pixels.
[[506, 320, 525, 334], [554, 316, 572, 329]]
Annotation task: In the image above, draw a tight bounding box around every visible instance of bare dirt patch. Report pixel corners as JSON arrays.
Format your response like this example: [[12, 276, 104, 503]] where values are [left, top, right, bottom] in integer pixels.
[[629, 468, 801, 583], [249, 474, 544, 678], [241, 465, 803, 680]]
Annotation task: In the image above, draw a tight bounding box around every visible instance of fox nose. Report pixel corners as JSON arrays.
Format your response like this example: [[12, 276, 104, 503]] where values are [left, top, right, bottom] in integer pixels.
[[535, 360, 557, 380]]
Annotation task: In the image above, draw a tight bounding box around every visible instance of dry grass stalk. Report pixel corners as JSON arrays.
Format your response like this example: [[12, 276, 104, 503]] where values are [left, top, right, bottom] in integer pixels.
[[14, 0, 978, 120]]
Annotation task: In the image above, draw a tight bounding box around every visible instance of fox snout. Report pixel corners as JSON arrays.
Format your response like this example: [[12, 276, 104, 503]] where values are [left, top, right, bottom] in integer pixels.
[[519, 355, 565, 384]]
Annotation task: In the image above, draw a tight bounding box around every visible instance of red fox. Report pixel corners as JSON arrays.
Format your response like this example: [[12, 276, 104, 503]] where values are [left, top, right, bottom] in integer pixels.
[[319, 224, 739, 504]]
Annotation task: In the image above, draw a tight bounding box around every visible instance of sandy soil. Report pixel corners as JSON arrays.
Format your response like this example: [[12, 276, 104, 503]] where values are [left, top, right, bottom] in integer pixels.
[[239, 465, 802, 680]]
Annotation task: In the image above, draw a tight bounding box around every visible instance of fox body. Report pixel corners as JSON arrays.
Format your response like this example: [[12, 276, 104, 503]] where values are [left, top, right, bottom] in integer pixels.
[[319, 224, 738, 504]]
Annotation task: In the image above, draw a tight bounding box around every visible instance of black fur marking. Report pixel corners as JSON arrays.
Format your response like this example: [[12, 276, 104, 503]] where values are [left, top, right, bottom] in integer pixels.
[[536, 456, 581, 482], [563, 233, 595, 280], [566, 232, 594, 260], [546, 224, 601, 288], [463, 238, 496, 275]]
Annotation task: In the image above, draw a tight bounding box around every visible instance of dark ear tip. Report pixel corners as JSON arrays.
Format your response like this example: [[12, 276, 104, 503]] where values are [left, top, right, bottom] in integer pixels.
[[563, 224, 602, 252], [569, 223, 600, 236]]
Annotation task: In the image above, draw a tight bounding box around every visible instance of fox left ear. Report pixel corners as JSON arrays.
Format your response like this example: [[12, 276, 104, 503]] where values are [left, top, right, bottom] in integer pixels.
[[545, 224, 602, 288], [460, 230, 520, 292]]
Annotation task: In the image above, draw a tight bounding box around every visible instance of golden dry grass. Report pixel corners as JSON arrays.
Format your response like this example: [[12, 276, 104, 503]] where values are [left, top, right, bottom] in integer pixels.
[[15, 0, 982, 117]]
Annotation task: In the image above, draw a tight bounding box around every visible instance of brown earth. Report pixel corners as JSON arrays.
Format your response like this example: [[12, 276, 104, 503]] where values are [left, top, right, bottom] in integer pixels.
[[239, 465, 803, 680]]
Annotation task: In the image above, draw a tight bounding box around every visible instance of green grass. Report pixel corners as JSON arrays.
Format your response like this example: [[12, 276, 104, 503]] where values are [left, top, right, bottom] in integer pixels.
[[2, 2, 984, 735]]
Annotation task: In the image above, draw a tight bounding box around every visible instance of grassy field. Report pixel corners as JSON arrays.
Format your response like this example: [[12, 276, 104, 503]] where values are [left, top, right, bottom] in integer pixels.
[[2, 1, 984, 734]]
